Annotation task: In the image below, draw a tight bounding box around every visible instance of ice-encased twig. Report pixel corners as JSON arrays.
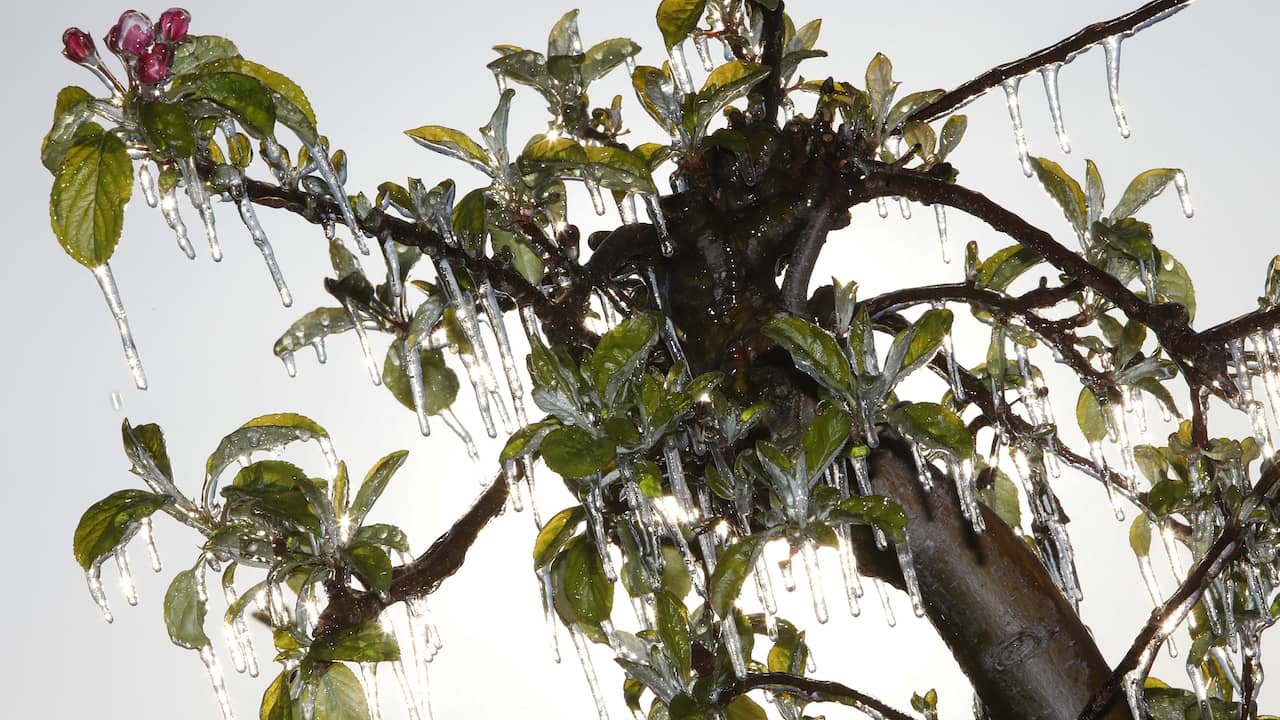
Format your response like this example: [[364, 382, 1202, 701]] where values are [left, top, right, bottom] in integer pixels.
[[92, 263, 147, 390], [305, 140, 369, 254], [569, 623, 611, 720]]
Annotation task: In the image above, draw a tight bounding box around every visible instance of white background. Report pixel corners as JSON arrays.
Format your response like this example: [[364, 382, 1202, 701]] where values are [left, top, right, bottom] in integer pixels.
[[4, 1, 1278, 718]]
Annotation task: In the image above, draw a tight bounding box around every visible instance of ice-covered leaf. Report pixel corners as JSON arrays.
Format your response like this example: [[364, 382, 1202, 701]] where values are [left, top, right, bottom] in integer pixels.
[[1029, 157, 1086, 237], [273, 308, 355, 358], [382, 344, 459, 415], [887, 402, 973, 457], [163, 566, 210, 649], [1075, 387, 1108, 443], [491, 224, 544, 285], [169, 35, 239, 77], [901, 121, 936, 161], [762, 317, 852, 399], [452, 188, 487, 255], [709, 533, 768, 618], [1085, 159, 1105, 228], [656, 0, 706, 49], [122, 420, 175, 485], [976, 244, 1041, 292], [865, 53, 898, 127], [977, 468, 1021, 529], [584, 146, 658, 194], [405, 292, 448, 350], [521, 134, 589, 174], [206, 413, 330, 483], [694, 61, 770, 136], [353, 524, 409, 553], [541, 426, 616, 478], [884, 90, 944, 132], [404, 125, 492, 174], [633, 65, 682, 132], [767, 619, 809, 675], [139, 100, 196, 159], [1154, 249, 1196, 322], [177, 71, 276, 139], [312, 618, 400, 663], [1109, 168, 1180, 221], [488, 50, 550, 92], [73, 489, 167, 570], [882, 308, 952, 389], [592, 313, 660, 407], [554, 534, 614, 624], [304, 663, 371, 720], [836, 495, 908, 541], [534, 506, 586, 570], [50, 126, 131, 268], [201, 57, 316, 139], [501, 418, 561, 463], [938, 114, 967, 160], [583, 38, 642, 85], [725, 696, 768, 720], [654, 590, 692, 683], [347, 543, 393, 592], [41, 87, 97, 173], [1128, 515, 1152, 556], [801, 403, 851, 481], [348, 450, 409, 531]]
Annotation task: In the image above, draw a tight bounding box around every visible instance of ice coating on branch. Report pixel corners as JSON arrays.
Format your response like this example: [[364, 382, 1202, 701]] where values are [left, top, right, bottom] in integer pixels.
[[667, 42, 695, 95], [232, 178, 292, 307], [139, 516, 162, 572], [92, 264, 148, 390], [875, 196, 889, 219], [1000, 78, 1033, 177], [1256, 331, 1280, 451], [341, 299, 383, 386], [305, 140, 369, 254], [874, 579, 897, 627], [198, 646, 237, 720], [1038, 63, 1071, 153], [1102, 36, 1132, 138], [1173, 170, 1194, 218], [1123, 670, 1146, 720], [933, 205, 951, 264], [569, 623, 611, 720], [178, 156, 221, 261], [159, 183, 197, 260], [115, 544, 139, 606], [403, 338, 433, 437], [800, 540, 828, 624], [139, 161, 160, 207], [86, 561, 114, 623], [537, 568, 561, 663]]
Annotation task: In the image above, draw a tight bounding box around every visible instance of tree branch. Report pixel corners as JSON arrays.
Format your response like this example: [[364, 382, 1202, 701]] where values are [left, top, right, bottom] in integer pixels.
[[1077, 461, 1280, 720], [718, 672, 915, 720], [1196, 305, 1280, 348], [904, 0, 1196, 125], [752, 1, 786, 126], [780, 197, 836, 315]]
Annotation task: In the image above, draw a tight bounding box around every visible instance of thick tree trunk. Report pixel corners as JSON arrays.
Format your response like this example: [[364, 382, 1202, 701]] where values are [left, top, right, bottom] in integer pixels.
[[869, 436, 1128, 720]]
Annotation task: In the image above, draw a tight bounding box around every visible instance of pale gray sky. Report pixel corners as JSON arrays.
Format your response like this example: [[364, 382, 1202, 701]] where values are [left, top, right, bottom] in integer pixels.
[[4, 1, 1279, 718]]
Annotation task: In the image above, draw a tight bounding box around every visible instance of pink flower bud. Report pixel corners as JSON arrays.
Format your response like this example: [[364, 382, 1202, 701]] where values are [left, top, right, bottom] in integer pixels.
[[138, 45, 170, 84], [104, 25, 122, 55], [62, 28, 98, 64], [157, 8, 190, 44], [115, 10, 154, 55]]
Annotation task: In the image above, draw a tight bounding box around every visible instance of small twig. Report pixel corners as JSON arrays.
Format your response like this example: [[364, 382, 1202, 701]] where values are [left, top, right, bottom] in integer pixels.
[[753, 1, 786, 125], [1196, 305, 1280, 347], [718, 672, 916, 720]]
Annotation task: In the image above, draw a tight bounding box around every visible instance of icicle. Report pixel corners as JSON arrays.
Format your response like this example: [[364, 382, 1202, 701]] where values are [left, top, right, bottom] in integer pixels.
[[941, 326, 965, 401], [617, 193, 639, 225], [721, 615, 748, 679], [584, 483, 618, 582], [874, 579, 897, 627], [159, 184, 196, 259], [359, 663, 384, 720], [139, 162, 160, 207], [955, 457, 986, 533], [875, 196, 889, 219], [897, 196, 912, 219], [305, 140, 369, 254], [86, 562, 114, 623], [1102, 36, 1132, 138], [115, 544, 139, 606], [933, 205, 951, 263], [910, 443, 935, 493], [221, 584, 248, 674], [1039, 63, 1071, 153], [1090, 441, 1125, 521], [484, 281, 525, 426], [313, 339, 328, 364], [341, 299, 382, 386], [895, 535, 927, 618], [1230, 339, 1274, 456], [1256, 332, 1280, 449], [92, 264, 147, 390], [1137, 554, 1164, 608], [233, 181, 291, 306], [852, 454, 887, 548], [139, 517, 162, 572], [537, 568, 561, 663], [801, 540, 828, 624], [381, 236, 403, 301], [585, 173, 608, 216], [693, 34, 714, 71], [1000, 78, 1033, 177], [624, 55, 637, 76], [830, 464, 864, 616], [439, 260, 506, 437], [667, 42, 695, 95], [403, 340, 433, 437], [198, 646, 237, 720], [569, 624, 611, 720], [1173, 171, 1194, 218], [643, 193, 673, 256], [778, 553, 797, 592], [1186, 664, 1213, 720], [281, 351, 297, 378], [178, 156, 221, 261], [391, 660, 424, 720], [439, 408, 480, 464]]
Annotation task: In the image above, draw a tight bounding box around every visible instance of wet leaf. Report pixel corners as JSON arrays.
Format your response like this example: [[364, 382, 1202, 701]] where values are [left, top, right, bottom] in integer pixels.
[[311, 620, 401, 663], [583, 38, 642, 85], [41, 86, 97, 172], [273, 308, 355, 358], [592, 313, 661, 407], [865, 53, 898, 127], [534, 506, 586, 570], [50, 126, 132, 267], [938, 114, 967, 159], [169, 35, 239, 77], [404, 125, 492, 174], [884, 90, 944, 131], [1076, 387, 1108, 443], [709, 533, 768, 618], [977, 468, 1021, 529], [654, 590, 692, 683], [206, 413, 331, 483], [73, 489, 168, 570], [541, 426, 616, 478], [1129, 515, 1152, 556], [348, 450, 409, 530], [304, 663, 371, 720], [887, 401, 973, 457], [882, 308, 953, 389], [1154, 249, 1196, 322], [1109, 168, 1180, 221], [762, 317, 852, 400], [1030, 156, 1086, 237], [382, 344, 460, 416], [657, 0, 706, 49], [164, 566, 210, 649], [555, 534, 614, 624], [976, 244, 1042, 292], [178, 71, 276, 139], [801, 403, 851, 481]]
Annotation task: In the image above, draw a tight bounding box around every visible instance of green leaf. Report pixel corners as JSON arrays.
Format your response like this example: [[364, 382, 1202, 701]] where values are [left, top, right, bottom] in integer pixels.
[[762, 317, 852, 399], [347, 544, 393, 593], [724, 696, 768, 720], [169, 35, 239, 77], [767, 619, 809, 675], [938, 115, 967, 160], [1116, 320, 1147, 368], [976, 244, 1042, 292], [900, 121, 936, 161], [887, 402, 973, 457], [206, 413, 331, 484], [50, 127, 132, 268], [260, 671, 295, 720], [1147, 480, 1189, 516], [487, 50, 550, 91], [198, 57, 316, 140], [801, 403, 851, 481], [695, 61, 771, 136], [977, 468, 1021, 529], [541, 426, 616, 478], [1030, 156, 1087, 237], [452, 188, 487, 255], [633, 65, 682, 132], [41, 86, 97, 172], [865, 53, 898, 128], [1076, 387, 1108, 444], [593, 313, 661, 407], [522, 133, 588, 166], [584, 146, 658, 194], [836, 495, 908, 542], [122, 420, 175, 484], [709, 533, 768, 618], [555, 534, 614, 624], [1154, 249, 1196, 322], [404, 126, 492, 174], [311, 619, 401, 663], [882, 308, 953, 388], [490, 224, 544, 285], [164, 566, 211, 649], [139, 101, 197, 159], [1109, 168, 1180, 221], [303, 663, 371, 720], [582, 38, 643, 85], [1085, 159, 1105, 228], [656, 0, 706, 49], [534, 506, 586, 570], [73, 489, 168, 570], [382, 344, 460, 416], [654, 590, 692, 683], [353, 524, 409, 553], [179, 71, 276, 139], [274, 308, 355, 358], [1129, 515, 1152, 556], [884, 90, 944, 132], [348, 450, 410, 531], [500, 418, 561, 463]]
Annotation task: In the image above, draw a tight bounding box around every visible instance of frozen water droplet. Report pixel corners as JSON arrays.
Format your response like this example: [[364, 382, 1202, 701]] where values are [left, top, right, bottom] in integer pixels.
[[178, 156, 221, 261], [115, 543, 139, 606], [159, 184, 196, 260], [281, 351, 297, 378], [875, 197, 889, 219], [110, 390, 123, 411], [801, 540, 828, 624], [92, 264, 147, 390], [693, 34, 714, 71], [897, 196, 912, 219], [1039, 63, 1071, 153], [667, 42, 695, 95], [403, 340, 433, 437], [569, 624, 610, 720], [1101, 36, 1132, 139], [198, 646, 238, 720], [874, 579, 897, 627], [139, 162, 160, 207], [1000, 78, 1034, 177], [86, 562, 114, 623], [934, 205, 951, 263], [313, 339, 328, 364], [1173, 170, 1194, 218]]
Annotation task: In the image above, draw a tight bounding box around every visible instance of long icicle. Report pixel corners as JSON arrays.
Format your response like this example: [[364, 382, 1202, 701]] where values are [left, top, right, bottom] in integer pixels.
[[1039, 63, 1072, 153], [1102, 36, 1132, 138], [178, 156, 221, 261], [197, 646, 237, 720], [158, 183, 196, 260], [482, 280, 527, 426], [402, 338, 433, 437], [341, 298, 383, 386], [1000, 77, 1033, 177], [305, 140, 369, 254], [92, 263, 147, 390], [232, 176, 292, 306], [569, 623, 610, 720]]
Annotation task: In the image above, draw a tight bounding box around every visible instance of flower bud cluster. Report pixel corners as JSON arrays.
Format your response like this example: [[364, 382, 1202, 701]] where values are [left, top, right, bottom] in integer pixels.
[[62, 8, 191, 87]]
